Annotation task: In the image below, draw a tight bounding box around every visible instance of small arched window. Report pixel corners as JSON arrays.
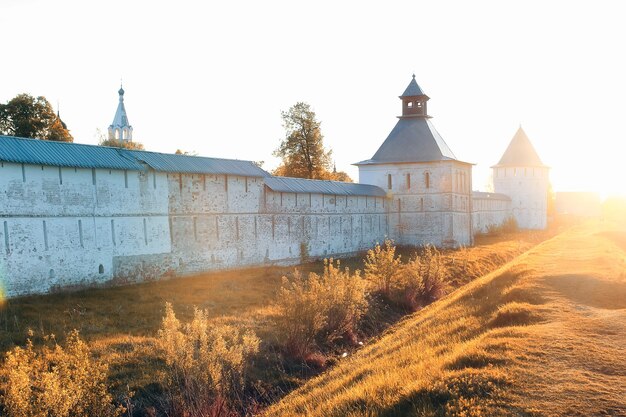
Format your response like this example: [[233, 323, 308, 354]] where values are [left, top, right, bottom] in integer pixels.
[[387, 174, 392, 190], [98, 264, 104, 274], [407, 102, 413, 108], [425, 172, 430, 189]]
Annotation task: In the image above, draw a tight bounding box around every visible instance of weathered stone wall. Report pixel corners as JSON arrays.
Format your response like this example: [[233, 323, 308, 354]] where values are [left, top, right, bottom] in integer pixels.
[[471, 195, 513, 234], [168, 173, 389, 275], [1, 158, 528, 298], [0, 162, 171, 297], [1, 163, 390, 297]]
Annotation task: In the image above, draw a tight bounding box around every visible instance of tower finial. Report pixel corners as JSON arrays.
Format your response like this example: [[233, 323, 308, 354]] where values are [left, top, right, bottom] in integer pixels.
[[412, 73, 415, 79]]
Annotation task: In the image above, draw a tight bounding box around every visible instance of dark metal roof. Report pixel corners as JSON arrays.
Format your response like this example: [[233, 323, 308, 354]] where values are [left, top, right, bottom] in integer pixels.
[[0, 135, 271, 177], [400, 75, 426, 97], [472, 191, 511, 201], [126, 150, 269, 177], [492, 127, 546, 168], [354, 117, 458, 165], [0, 135, 144, 170], [264, 176, 387, 197]]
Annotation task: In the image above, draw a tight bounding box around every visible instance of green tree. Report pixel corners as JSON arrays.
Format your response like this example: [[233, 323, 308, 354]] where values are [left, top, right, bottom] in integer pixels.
[[0, 94, 73, 142], [273, 102, 333, 180]]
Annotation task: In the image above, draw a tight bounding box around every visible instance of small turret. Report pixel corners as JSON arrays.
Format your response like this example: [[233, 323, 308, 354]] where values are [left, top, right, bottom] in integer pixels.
[[108, 84, 133, 142], [399, 74, 430, 118]]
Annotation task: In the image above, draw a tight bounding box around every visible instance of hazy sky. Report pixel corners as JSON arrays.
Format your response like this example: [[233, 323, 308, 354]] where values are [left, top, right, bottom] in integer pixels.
[[2, 0, 625, 197]]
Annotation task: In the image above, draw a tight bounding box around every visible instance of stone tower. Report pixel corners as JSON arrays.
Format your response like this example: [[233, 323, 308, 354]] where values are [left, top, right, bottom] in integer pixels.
[[108, 85, 133, 142], [355, 75, 473, 247], [492, 126, 549, 229]]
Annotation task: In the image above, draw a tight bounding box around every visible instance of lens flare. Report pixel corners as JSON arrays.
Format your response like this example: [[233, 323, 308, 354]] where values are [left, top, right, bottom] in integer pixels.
[[0, 259, 5, 306]]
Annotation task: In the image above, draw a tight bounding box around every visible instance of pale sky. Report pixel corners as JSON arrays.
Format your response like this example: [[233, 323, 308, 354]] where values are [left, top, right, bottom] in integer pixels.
[[2, 0, 625, 197]]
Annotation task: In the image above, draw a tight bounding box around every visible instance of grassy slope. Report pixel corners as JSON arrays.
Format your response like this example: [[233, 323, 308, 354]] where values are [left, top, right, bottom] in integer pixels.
[[0, 231, 547, 398], [266, 221, 626, 417]]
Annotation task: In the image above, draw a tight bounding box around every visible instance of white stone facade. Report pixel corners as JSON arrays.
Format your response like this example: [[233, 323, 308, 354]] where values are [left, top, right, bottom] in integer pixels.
[[0, 160, 389, 297], [358, 161, 473, 247], [493, 166, 548, 229]]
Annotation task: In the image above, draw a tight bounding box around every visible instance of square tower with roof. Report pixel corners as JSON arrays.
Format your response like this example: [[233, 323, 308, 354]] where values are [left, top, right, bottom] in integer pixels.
[[355, 76, 473, 247]]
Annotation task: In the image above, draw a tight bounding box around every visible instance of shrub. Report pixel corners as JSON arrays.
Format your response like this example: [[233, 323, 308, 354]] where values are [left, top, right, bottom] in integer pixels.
[[484, 216, 518, 236], [364, 239, 402, 296], [157, 303, 260, 417], [1, 330, 121, 417], [398, 245, 448, 311], [276, 259, 368, 360]]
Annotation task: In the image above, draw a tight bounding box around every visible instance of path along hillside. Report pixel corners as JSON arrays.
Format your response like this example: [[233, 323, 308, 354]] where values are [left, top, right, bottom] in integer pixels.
[[266, 221, 626, 416]]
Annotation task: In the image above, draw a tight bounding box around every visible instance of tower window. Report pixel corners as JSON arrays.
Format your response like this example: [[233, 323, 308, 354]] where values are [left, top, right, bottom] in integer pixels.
[[387, 174, 392, 190], [425, 172, 430, 189], [416, 102, 422, 108], [407, 102, 413, 108], [406, 173, 411, 190]]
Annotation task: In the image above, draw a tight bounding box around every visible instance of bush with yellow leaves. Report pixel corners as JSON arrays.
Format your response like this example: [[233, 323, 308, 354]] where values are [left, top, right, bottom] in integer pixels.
[[157, 303, 260, 417], [399, 245, 448, 311], [364, 239, 402, 297], [276, 259, 368, 360], [1, 330, 121, 417]]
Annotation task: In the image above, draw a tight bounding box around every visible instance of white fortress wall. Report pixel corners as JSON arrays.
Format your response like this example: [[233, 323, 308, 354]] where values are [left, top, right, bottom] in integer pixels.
[[168, 173, 390, 275], [0, 161, 172, 297], [471, 192, 513, 233]]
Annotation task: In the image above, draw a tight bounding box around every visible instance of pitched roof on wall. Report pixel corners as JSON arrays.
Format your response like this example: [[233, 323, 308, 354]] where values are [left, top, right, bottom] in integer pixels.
[[264, 176, 387, 197], [126, 150, 269, 177], [493, 127, 546, 167], [354, 118, 458, 165], [0, 135, 270, 177], [0, 135, 145, 170]]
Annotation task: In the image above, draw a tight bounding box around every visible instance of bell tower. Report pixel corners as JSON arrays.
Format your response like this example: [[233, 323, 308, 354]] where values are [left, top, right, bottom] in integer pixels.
[[108, 84, 133, 142], [400, 74, 430, 118]]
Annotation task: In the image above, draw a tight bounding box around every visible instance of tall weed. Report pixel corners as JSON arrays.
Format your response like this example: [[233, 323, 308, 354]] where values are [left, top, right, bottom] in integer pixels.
[[276, 259, 368, 360], [157, 303, 260, 417], [399, 245, 448, 311], [364, 239, 402, 296], [1, 330, 121, 417]]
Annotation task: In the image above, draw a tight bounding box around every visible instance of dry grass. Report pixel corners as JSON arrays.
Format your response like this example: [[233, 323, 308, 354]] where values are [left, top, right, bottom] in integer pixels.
[[265, 220, 626, 416], [0, 227, 554, 411]]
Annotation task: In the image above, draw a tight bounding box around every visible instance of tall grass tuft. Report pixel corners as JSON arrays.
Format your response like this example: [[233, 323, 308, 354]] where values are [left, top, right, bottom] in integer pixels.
[[399, 245, 448, 311], [157, 302, 260, 417], [276, 259, 368, 361], [1, 330, 121, 417], [364, 239, 402, 297]]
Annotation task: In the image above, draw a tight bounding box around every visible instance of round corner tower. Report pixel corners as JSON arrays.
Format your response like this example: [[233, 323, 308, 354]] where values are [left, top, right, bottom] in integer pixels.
[[492, 127, 549, 229]]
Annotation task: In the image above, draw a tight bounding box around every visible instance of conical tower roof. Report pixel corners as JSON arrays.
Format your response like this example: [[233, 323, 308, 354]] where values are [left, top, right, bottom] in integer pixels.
[[400, 74, 426, 97], [493, 127, 546, 167]]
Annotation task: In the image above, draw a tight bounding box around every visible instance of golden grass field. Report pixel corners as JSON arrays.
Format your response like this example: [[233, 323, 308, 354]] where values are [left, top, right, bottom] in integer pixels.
[[0, 228, 552, 407], [265, 220, 626, 416]]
